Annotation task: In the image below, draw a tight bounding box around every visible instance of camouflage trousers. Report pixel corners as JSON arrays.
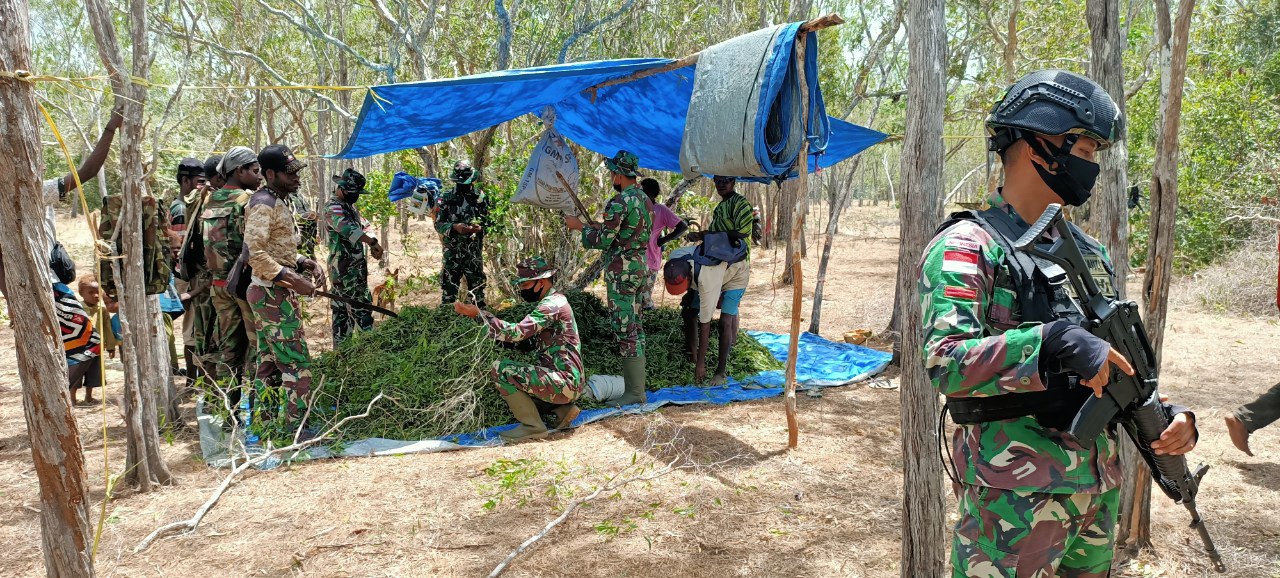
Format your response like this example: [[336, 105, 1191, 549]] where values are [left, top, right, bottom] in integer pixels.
[[247, 283, 312, 420], [329, 255, 374, 343], [490, 359, 582, 405], [951, 485, 1119, 577], [441, 244, 486, 309], [639, 268, 658, 310], [210, 285, 256, 383], [605, 259, 647, 358], [185, 291, 216, 369]]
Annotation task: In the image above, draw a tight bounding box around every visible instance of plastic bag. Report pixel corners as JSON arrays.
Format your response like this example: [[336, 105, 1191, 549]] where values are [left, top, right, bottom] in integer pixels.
[[514, 127, 580, 215]]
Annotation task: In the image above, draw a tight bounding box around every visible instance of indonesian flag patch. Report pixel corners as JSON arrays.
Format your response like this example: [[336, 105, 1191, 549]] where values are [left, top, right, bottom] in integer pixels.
[[943, 286, 978, 300], [942, 250, 979, 275]]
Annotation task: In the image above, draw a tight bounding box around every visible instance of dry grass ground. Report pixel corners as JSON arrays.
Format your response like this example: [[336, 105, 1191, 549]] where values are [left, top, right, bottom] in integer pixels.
[[0, 205, 1276, 577]]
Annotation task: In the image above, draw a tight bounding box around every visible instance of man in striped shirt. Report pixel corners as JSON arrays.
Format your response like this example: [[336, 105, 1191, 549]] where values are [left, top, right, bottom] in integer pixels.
[[686, 175, 753, 385]]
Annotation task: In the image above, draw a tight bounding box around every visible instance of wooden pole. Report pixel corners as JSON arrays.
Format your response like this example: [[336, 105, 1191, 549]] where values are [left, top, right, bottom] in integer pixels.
[[783, 33, 811, 450], [583, 13, 845, 101]]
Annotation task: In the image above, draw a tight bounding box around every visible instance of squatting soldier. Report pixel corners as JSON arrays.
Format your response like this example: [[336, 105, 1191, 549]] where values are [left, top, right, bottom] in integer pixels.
[[453, 257, 583, 442], [245, 144, 326, 429], [434, 160, 490, 309], [920, 70, 1198, 576], [326, 168, 383, 343], [202, 146, 259, 383], [564, 150, 653, 406], [170, 158, 209, 383]]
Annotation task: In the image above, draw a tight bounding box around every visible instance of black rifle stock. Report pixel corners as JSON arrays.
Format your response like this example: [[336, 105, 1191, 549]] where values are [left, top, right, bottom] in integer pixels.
[[1014, 204, 1225, 572]]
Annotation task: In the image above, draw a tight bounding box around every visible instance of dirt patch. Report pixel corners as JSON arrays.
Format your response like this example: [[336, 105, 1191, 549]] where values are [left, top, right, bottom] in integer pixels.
[[0, 206, 1276, 577]]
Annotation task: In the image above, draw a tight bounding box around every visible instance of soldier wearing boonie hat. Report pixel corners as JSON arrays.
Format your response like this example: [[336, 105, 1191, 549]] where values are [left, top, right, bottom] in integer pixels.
[[563, 150, 654, 408], [453, 257, 584, 441]]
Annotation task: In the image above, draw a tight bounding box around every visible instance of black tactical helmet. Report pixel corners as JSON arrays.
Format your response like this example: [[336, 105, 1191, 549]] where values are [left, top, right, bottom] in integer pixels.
[[986, 70, 1123, 154], [452, 160, 475, 184]]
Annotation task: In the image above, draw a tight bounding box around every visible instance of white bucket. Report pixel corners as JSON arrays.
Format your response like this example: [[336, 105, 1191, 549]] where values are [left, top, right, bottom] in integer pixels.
[[585, 374, 625, 403]]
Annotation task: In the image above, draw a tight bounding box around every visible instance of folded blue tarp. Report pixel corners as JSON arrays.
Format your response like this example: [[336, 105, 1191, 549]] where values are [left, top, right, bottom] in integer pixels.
[[333, 54, 886, 175]]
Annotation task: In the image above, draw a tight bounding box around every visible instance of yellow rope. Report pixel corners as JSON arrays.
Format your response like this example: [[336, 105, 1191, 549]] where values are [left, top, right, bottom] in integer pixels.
[[3, 69, 376, 93], [36, 102, 111, 563]]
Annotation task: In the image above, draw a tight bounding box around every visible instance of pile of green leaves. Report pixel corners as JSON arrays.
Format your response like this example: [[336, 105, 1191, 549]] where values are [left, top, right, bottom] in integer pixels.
[[311, 291, 782, 441]]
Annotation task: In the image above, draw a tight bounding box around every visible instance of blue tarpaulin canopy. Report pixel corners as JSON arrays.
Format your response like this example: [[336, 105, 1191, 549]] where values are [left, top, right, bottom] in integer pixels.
[[333, 57, 887, 174]]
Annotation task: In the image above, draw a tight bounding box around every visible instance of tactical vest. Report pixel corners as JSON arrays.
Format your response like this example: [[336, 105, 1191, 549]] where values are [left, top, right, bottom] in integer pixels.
[[98, 194, 173, 299], [940, 207, 1116, 430]]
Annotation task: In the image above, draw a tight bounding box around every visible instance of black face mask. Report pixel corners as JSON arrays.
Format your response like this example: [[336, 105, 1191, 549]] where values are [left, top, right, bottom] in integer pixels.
[[519, 285, 544, 303], [1026, 136, 1100, 207], [344, 191, 362, 204], [612, 183, 623, 192]]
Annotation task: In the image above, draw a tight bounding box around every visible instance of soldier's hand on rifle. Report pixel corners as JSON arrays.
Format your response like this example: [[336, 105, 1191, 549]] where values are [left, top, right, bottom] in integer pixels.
[[453, 301, 479, 318], [1152, 411, 1197, 456], [1081, 346, 1135, 398]]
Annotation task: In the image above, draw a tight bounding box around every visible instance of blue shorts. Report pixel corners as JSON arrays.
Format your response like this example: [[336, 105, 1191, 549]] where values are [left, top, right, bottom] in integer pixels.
[[720, 288, 745, 316]]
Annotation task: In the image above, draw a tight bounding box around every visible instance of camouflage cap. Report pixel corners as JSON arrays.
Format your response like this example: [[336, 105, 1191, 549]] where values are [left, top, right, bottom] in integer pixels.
[[605, 150, 639, 177], [332, 167, 367, 194], [513, 257, 557, 284]]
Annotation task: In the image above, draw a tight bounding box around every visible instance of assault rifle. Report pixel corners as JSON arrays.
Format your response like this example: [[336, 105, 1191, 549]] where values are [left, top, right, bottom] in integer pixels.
[[1014, 204, 1225, 573]]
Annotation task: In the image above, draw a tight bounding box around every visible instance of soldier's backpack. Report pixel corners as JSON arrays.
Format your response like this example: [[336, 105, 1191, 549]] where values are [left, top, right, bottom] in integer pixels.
[[98, 194, 172, 299]]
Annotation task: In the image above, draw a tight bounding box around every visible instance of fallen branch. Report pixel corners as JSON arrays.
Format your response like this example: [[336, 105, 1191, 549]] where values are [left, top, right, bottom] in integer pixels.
[[133, 392, 385, 553], [487, 454, 680, 578]]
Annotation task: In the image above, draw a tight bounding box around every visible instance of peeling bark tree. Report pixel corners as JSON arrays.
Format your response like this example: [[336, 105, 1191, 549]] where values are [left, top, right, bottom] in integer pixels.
[[85, 0, 174, 491], [0, 0, 95, 574], [898, 0, 947, 574], [1126, 0, 1196, 551]]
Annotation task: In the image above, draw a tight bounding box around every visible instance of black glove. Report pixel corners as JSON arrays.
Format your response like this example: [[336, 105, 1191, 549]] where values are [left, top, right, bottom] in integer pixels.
[[1040, 319, 1110, 379]]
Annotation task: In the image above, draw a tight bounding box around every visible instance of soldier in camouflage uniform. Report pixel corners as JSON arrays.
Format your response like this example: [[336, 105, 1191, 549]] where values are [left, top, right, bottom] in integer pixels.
[[920, 70, 1198, 577], [565, 150, 653, 407], [170, 158, 208, 383], [289, 191, 319, 259], [245, 144, 326, 429], [434, 160, 490, 309], [454, 257, 583, 441], [325, 168, 383, 343], [202, 146, 260, 384]]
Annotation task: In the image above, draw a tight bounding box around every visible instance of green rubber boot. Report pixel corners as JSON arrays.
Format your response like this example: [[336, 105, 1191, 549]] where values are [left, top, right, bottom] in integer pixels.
[[609, 355, 648, 407], [500, 390, 550, 442]]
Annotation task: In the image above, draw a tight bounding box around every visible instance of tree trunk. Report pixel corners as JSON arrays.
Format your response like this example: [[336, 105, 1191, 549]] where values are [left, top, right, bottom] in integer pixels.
[[1130, 0, 1195, 550], [0, 2, 96, 574], [1086, 0, 1131, 299], [809, 163, 860, 336], [898, 0, 948, 574], [85, 0, 173, 491]]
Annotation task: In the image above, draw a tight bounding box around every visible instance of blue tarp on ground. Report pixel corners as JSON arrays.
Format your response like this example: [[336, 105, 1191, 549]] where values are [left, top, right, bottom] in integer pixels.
[[332, 57, 886, 175], [439, 330, 893, 447], [199, 331, 892, 465]]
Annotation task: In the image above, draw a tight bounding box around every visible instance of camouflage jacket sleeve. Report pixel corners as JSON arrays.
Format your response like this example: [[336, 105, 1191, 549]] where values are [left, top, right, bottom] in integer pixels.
[[328, 204, 365, 244], [185, 270, 211, 298], [478, 300, 555, 343], [433, 197, 456, 236], [919, 221, 1048, 397], [582, 194, 625, 251]]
